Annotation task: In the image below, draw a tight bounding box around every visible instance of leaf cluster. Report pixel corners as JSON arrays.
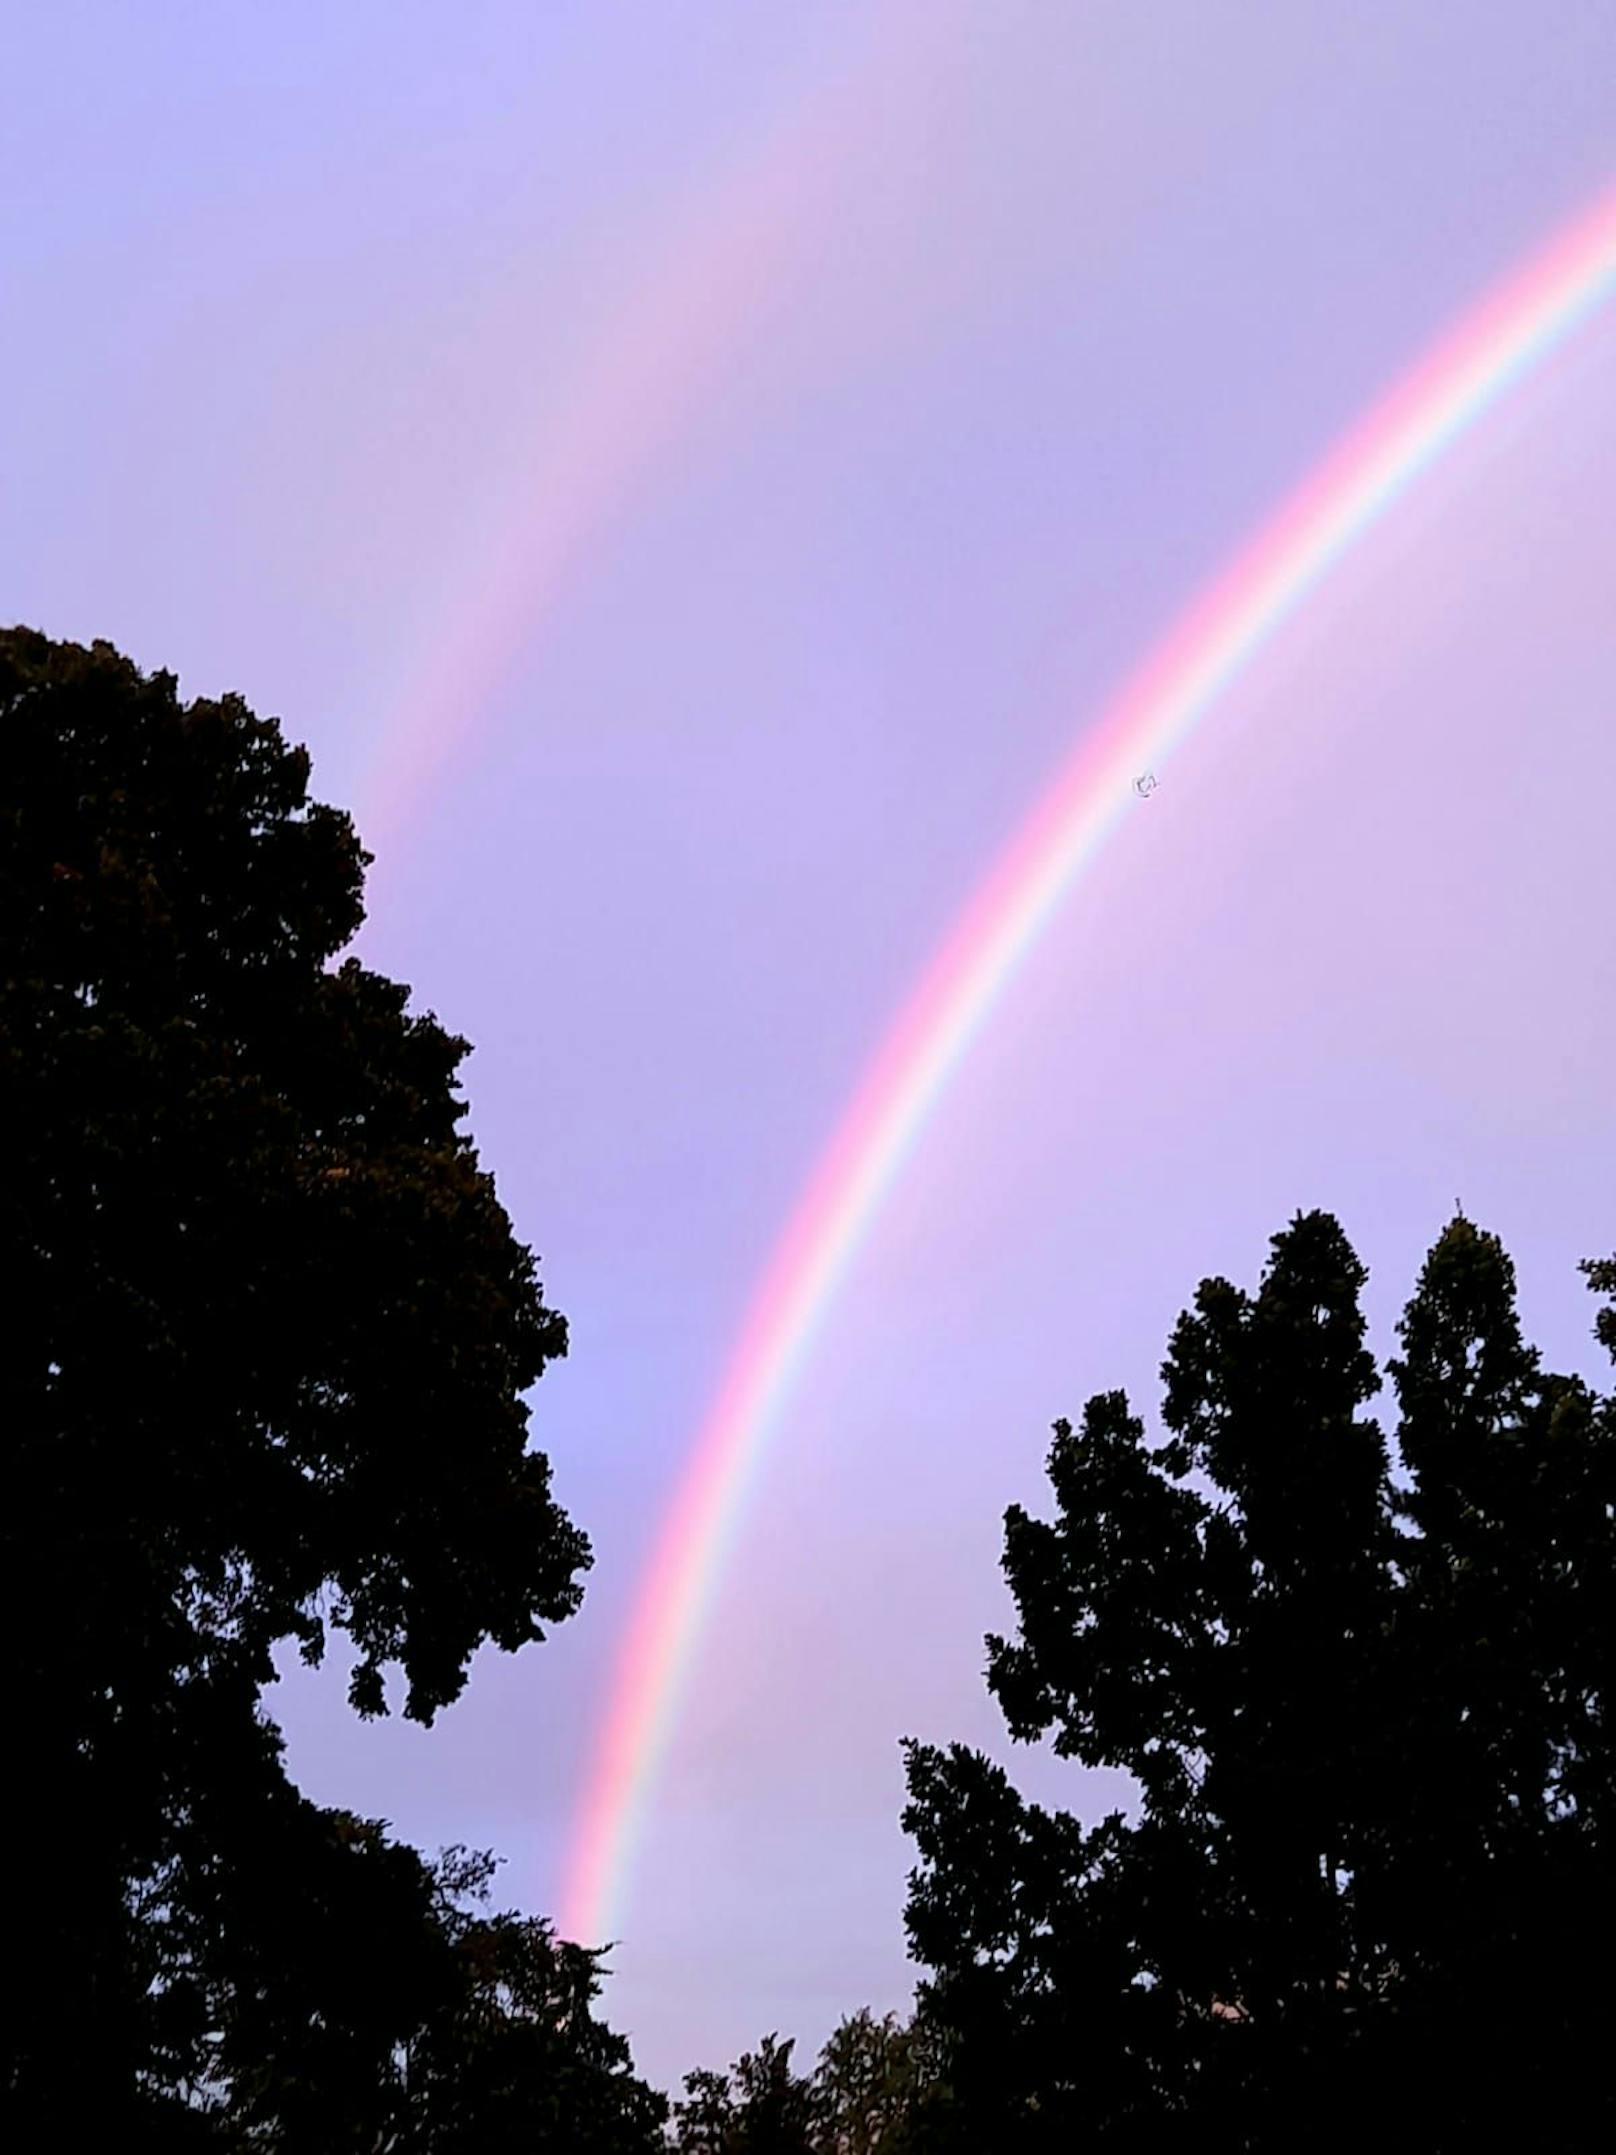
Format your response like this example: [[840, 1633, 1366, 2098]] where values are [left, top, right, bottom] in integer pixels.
[[904, 1211, 1616, 2146], [672, 2012, 937, 2155], [0, 630, 620, 2137]]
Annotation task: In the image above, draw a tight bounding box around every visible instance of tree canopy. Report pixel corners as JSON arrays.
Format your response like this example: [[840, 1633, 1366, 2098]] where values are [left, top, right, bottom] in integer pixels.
[[0, 629, 654, 2139], [672, 2013, 936, 2155], [903, 1211, 1616, 2148]]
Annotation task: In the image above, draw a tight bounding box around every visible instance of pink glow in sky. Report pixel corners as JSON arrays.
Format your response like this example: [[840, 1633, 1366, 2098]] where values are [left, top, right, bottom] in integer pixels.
[[4, 0, 1615, 2093]]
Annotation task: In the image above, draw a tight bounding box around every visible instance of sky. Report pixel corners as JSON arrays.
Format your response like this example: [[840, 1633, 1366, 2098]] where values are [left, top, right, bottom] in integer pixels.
[[5, 0, 1616, 2095]]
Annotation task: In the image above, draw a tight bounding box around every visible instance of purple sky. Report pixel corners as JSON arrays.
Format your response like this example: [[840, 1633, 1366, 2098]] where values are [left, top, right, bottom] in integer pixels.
[[7, 0, 1616, 2093]]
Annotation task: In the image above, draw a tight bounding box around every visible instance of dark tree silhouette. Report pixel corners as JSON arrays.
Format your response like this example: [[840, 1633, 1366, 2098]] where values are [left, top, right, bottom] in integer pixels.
[[674, 2012, 940, 2155], [811, 2009, 938, 2154], [183, 1799, 667, 2150], [903, 1211, 1616, 2149], [672, 2033, 821, 2154], [0, 630, 609, 2133]]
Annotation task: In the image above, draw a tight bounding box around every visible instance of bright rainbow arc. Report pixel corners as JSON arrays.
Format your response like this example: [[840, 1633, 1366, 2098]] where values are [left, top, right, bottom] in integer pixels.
[[561, 182, 1616, 1946]]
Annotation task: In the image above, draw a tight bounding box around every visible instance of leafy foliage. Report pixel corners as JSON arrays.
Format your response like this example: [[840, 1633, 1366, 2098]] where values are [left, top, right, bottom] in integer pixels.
[[206, 1809, 668, 2151], [0, 629, 628, 2136], [673, 2033, 820, 2154], [904, 1211, 1616, 2147], [673, 2015, 938, 2155], [811, 2009, 936, 2155], [121, 1745, 669, 2149]]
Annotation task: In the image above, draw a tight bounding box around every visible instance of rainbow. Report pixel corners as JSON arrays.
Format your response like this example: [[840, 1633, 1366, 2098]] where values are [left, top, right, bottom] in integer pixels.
[[357, 0, 941, 875], [560, 180, 1616, 1945]]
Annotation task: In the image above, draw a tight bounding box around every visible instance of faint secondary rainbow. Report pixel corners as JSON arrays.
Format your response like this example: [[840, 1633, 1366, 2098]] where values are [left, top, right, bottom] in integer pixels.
[[358, 0, 951, 875], [561, 181, 1616, 1945]]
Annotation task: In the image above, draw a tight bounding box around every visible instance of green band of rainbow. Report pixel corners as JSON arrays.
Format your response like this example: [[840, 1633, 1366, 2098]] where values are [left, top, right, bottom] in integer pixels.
[[561, 181, 1616, 1945]]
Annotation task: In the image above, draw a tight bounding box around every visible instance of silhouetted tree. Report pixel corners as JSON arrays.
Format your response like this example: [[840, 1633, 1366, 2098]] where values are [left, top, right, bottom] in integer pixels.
[[0, 630, 599, 2133], [811, 2009, 938, 2154], [672, 2033, 820, 2154], [674, 2011, 941, 2155], [189, 1801, 666, 2150], [903, 1212, 1616, 2149]]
